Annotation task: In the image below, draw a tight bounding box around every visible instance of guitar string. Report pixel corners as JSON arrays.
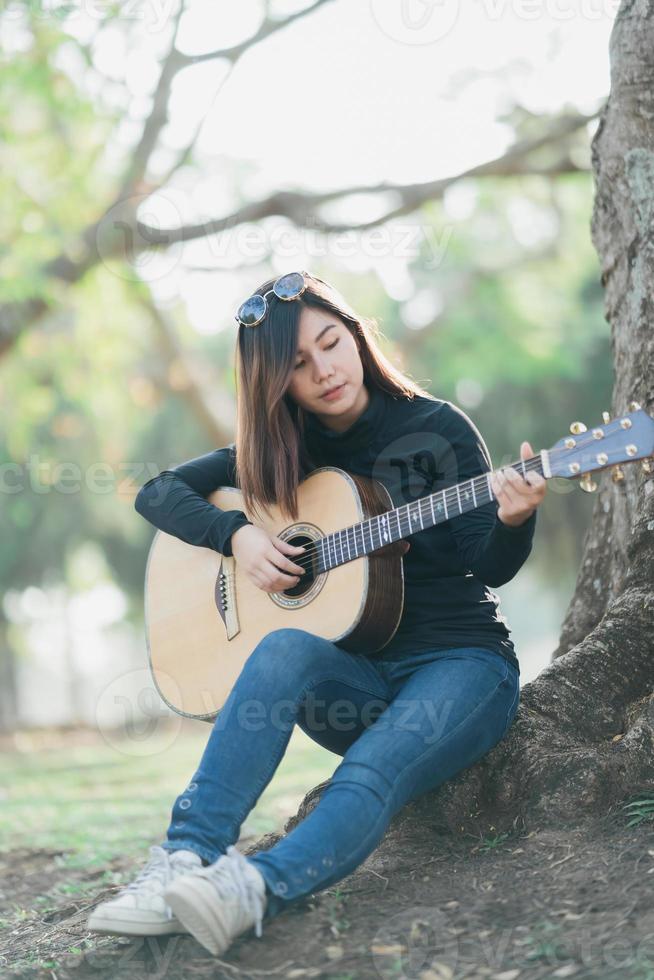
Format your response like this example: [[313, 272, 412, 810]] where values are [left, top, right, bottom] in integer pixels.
[[280, 416, 640, 572], [259, 417, 635, 576], [284, 456, 546, 572], [272, 435, 604, 572]]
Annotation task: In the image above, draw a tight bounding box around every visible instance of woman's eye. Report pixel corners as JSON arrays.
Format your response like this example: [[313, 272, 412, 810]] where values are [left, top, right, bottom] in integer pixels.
[[294, 339, 339, 370]]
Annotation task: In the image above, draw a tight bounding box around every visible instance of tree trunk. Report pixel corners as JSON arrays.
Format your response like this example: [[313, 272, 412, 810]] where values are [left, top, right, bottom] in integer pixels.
[[552, 6, 654, 662], [275, 0, 654, 849]]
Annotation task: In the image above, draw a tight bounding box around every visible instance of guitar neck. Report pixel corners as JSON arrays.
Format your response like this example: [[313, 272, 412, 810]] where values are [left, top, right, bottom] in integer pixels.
[[316, 450, 549, 573]]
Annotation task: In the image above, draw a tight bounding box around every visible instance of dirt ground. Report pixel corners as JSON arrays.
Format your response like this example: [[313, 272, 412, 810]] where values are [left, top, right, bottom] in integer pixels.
[[2, 804, 654, 980]]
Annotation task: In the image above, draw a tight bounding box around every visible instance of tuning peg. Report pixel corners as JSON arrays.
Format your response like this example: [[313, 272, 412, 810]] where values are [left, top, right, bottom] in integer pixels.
[[642, 458, 653, 475], [602, 411, 611, 424], [611, 465, 625, 483], [579, 473, 598, 492], [570, 421, 587, 434], [629, 401, 641, 412]]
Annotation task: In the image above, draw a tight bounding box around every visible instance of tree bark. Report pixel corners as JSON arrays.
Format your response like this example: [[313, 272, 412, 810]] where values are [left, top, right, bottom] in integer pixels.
[[552, 0, 654, 661]]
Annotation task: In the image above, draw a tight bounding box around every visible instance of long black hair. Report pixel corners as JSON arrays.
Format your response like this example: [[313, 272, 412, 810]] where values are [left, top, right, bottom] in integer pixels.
[[234, 271, 433, 522]]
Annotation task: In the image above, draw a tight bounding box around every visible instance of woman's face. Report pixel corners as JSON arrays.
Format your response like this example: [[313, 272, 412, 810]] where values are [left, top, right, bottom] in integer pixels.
[[286, 304, 369, 433]]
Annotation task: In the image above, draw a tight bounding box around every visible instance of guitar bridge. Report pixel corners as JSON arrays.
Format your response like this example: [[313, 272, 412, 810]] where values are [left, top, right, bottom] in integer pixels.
[[215, 557, 240, 640]]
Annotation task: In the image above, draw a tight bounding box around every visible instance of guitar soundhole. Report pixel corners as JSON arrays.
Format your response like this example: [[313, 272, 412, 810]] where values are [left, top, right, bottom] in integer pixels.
[[281, 534, 318, 598]]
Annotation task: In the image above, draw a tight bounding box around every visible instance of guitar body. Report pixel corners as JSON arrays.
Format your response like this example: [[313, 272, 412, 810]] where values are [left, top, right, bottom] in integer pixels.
[[145, 467, 406, 721]]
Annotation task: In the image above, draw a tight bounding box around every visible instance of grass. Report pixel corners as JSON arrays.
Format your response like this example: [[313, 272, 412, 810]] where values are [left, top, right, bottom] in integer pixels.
[[323, 885, 352, 937], [0, 719, 338, 869], [466, 824, 514, 854], [476, 831, 512, 853], [621, 794, 654, 827]]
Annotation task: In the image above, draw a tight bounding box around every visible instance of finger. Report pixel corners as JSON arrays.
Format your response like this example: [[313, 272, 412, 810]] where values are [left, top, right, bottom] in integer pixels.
[[515, 468, 544, 492], [269, 551, 305, 575], [490, 472, 504, 499], [498, 469, 521, 505], [265, 559, 301, 584], [275, 538, 305, 553], [493, 469, 519, 502], [504, 466, 528, 481], [525, 471, 546, 489], [505, 466, 533, 494], [513, 478, 536, 502], [286, 556, 306, 574], [503, 467, 520, 482]]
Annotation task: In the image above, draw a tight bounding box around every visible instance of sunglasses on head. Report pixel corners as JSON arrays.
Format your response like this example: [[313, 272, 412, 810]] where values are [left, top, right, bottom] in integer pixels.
[[234, 271, 307, 328]]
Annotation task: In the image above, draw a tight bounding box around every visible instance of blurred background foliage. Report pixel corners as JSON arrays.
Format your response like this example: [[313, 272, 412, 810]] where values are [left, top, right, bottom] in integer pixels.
[[0, 2, 611, 737]]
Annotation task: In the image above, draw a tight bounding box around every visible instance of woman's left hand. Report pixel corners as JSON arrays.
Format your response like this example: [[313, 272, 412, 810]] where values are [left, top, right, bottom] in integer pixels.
[[490, 441, 547, 528]]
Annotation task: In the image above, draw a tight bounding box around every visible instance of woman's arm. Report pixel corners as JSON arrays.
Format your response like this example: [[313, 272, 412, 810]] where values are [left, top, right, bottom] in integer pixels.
[[134, 445, 252, 557], [429, 403, 538, 587]]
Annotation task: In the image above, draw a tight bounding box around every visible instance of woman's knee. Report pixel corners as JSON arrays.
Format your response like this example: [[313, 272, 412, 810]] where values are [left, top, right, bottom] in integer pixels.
[[243, 629, 325, 688]]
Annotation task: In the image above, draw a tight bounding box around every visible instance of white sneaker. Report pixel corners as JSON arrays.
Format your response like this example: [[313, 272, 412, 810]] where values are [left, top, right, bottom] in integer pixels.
[[163, 844, 268, 956], [87, 845, 204, 936]]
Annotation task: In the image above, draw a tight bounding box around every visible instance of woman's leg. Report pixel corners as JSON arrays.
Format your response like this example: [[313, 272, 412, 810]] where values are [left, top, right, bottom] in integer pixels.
[[159, 628, 394, 866], [294, 677, 390, 756], [249, 647, 519, 919]]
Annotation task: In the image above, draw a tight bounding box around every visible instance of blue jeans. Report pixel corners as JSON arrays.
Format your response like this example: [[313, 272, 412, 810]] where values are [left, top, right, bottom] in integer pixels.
[[161, 628, 520, 921]]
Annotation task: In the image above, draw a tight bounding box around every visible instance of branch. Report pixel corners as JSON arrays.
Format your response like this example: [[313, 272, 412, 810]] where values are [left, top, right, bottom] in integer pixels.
[[138, 111, 598, 246], [150, 60, 237, 190], [113, 0, 336, 201], [178, 0, 337, 68], [114, 0, 187, 199], [0, 0, 337, 362], [137, 294, 235, 445], [0, 109, 598, 364]]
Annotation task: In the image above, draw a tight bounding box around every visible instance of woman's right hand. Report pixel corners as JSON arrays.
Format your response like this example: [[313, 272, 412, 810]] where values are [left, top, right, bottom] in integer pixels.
[[230, 524, 307, 594]]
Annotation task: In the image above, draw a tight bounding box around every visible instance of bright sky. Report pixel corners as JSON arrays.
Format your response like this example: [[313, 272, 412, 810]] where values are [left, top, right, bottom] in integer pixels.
[[7, 0, 616, 333], [174, 0, 612, 186], [145, 0, 614, 331]]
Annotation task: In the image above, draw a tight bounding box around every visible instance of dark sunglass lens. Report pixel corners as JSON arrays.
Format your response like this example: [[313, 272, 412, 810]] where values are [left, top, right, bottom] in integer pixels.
[[274, 272, 304, 300], [237, 295, 266, 326]]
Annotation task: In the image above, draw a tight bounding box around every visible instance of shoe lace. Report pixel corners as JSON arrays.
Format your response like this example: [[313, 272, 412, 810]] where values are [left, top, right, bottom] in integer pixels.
[[121, 845, 200, 920], [122, 845, 173, 895], [203, 845, 266, 939]]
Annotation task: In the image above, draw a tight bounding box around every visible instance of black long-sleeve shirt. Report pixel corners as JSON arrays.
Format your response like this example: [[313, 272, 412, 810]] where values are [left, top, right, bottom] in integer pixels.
[[135, 386, 537, 673]]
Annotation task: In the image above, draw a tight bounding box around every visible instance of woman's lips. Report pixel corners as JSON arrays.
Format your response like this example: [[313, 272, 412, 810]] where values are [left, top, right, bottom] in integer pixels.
[[321, 383, 346, 401]]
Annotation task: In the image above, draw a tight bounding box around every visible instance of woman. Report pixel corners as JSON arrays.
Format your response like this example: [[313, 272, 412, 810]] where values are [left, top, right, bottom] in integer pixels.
[[88, 270, 546, 956]]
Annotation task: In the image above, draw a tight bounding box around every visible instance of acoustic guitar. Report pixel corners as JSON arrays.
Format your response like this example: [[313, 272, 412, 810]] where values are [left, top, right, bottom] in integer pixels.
[[143, 404, 653, 721]]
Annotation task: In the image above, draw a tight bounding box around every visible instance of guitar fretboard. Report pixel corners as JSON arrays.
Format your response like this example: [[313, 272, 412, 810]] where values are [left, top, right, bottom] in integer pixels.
[[314, 453, 545, 574]]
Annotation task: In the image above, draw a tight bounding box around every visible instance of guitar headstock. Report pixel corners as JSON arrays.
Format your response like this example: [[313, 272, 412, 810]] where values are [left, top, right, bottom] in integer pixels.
[[546, 402, 654, 491]]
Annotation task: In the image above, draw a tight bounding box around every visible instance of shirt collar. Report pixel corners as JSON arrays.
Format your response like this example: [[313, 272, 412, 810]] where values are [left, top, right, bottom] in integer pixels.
[[304, 384, 388, 454]]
